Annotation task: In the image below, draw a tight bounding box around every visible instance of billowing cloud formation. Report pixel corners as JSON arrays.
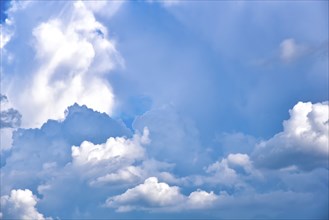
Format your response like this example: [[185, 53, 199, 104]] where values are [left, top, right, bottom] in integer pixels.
[[71, 127, 149, 185], [106, 177, 218, 212], [0, 189, 51, 220], [0, 0, 328, 219], [0, 101, 327, 219], [253, 101, 329, 170], [4, 1, 123, 128], [1, 104, 130, 193]]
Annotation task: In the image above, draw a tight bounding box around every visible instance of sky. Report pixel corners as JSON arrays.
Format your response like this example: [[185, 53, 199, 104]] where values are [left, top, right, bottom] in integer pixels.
[[0, 0, 328, 219]]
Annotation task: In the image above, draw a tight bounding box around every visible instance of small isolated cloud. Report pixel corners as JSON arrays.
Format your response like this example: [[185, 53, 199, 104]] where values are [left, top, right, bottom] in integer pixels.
[[0, 189, 51, 220], [280, 38, 306, 62], [105, 177, 218, 212], [252, 101, 329, 170]]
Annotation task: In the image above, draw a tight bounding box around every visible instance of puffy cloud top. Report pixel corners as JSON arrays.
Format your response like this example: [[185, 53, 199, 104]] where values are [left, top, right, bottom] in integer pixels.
[[253, 101, 329, 170], [106, 177, 218, 212], [0, 189, 51, 220], [5, 1, 123, 128]]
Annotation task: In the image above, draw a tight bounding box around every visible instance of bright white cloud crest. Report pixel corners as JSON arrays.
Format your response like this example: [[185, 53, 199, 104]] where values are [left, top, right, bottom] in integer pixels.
[[0, 189, 50, 220], [253, 101, 329, 170], [106, 177, 218, 212], [7, 1, 123, 128], [72, 127, 149, 167]]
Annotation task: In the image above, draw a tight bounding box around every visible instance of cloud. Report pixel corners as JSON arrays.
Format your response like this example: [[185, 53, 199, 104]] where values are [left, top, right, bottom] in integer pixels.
[[3, 1, 123, 128], [71, 127, 149, 185], [1, 104, 130, 193], [0, 1, 327, 218], [133, 106, 211, 175], [187, 189, 218, 209], [0, 189, 51, 220], [252, 101, 329, 170], [72, 127, 148, 166], [0, 95, 22, 152], [0, 95, 21, 129], [201, 153, 261, 189], [105, 177, 218, 212], [280, 38, 306, 62]]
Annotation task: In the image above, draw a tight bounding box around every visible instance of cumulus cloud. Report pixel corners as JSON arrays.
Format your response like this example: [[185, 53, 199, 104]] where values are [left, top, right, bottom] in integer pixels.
[[71, 127, 149, 185], [0, 189, 51, 220], [1, 0, 327, 218], [202, 153, 261, 188], [252, 101, 329, 170], [187, 189, 218, 209], [3, 1, 123, 128], [105, 177, 218, 212], [1, 104, 130, 193]]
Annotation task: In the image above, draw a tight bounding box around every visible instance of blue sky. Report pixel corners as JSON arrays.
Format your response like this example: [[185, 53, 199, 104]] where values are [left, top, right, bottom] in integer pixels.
[[0, 1, 328, 219]]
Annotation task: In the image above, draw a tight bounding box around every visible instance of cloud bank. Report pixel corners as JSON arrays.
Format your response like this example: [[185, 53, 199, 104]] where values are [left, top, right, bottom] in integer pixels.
[[0, 1, 328, 219]]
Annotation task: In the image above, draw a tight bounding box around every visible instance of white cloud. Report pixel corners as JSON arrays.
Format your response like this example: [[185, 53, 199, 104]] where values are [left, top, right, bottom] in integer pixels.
[[106, 177, 184, 212], [105, 177, 219, 212], [71, 127, 150, 185], [280, 38, 306, 62], [5, 1, 123, 128], [204, 153, 259, 187], [0, 189, 51, 220], [187, 189, 218, 209], [253, 101, 329, 170], [72, 127, 149, 167]]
